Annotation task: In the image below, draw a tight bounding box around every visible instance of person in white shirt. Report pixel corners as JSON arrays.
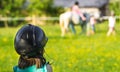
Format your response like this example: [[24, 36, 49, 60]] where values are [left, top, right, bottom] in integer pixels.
[[107, 12, 116, 36]]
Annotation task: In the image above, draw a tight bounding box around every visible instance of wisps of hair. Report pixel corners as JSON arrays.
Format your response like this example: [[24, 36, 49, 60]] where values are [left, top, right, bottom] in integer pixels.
[[18, 54, 46, 69]]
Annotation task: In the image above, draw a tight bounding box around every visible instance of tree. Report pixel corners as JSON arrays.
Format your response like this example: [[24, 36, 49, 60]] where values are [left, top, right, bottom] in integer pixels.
[[109, 1, 120, 16], [0, 0, 24, 17], [26, 0, 53, 16]]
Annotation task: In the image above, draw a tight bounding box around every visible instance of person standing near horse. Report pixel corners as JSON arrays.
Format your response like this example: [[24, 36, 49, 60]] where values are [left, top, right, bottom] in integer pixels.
[[70, 1, 86, 34], [13, 24, 53, 72]]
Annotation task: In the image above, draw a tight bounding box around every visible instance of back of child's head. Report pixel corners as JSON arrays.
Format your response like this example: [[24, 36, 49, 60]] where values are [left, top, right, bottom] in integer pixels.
[[14, 24, 48, 69]]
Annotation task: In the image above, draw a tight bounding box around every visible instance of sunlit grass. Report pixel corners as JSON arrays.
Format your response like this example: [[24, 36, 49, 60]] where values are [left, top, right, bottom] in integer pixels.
[[0, 21, 120, 72]]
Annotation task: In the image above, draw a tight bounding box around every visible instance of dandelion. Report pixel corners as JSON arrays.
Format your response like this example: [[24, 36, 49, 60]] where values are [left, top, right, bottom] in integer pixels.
[[116, 56, 120, 61], [99, 64, 104, 70], [86, 48, 91, 53], [68, 63, 72, 68], [105, 53, 112, 58], [87, 61, 92, 66], [100, 58, 105, 63], [2, 37, 8, 42], [114, 63, 118, 67]]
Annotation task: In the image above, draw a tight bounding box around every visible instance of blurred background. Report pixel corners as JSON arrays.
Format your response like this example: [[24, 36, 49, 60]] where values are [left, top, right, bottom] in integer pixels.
[[0, 0, 120, 72], [0, 0, 120, 27]]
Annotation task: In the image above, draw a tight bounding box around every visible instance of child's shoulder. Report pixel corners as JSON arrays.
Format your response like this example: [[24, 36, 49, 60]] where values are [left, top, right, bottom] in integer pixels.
[[46, 64, 52, 72], [13, 66, 17, 72], [46, 62, 53, 72], [13, 63, 52, 72]]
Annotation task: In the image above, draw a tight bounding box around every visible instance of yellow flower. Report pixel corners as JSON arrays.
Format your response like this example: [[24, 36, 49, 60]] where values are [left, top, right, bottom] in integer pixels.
[[68, 63, 72, 68], [105, 53, 111, 58], [116, 56, 120, 61], [114, 63, 118, 67], [2, 37, 8, 42], [100, 58, 105, 63], [87, 62, 92, 66]]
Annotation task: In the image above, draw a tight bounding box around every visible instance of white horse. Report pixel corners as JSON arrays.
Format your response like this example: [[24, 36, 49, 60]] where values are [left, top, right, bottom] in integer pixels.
[[59, 11, 90, 36]]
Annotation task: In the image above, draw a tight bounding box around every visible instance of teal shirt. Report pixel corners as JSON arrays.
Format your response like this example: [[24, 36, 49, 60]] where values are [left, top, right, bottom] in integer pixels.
[[13, 65, 47, 72]]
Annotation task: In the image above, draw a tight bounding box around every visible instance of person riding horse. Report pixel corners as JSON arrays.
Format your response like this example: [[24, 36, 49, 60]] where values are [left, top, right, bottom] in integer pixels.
[[69, 12, 90, 34], [59, 1, 90, 36], [69, 1, 90, 34]]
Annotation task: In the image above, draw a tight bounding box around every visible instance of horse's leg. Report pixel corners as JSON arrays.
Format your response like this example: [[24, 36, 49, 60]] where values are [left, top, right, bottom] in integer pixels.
[[60, 14, 66, 37], [83, 13, 90, 34], [82, 21, 87, 33], [79, 19, 87, 34], [64, 18, 69, 33], [79, 17, 84, 34]]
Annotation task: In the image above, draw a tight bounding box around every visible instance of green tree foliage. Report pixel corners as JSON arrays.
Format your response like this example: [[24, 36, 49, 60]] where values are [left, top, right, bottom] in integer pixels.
[[109, 1, 120, 16], [0, 0, 60, 26], [0, 0, 25, 27], [27, 0, 63, 16], [0, 0, 24, 17], [0, 0, 57, 17], [26, 0, 52, 16]]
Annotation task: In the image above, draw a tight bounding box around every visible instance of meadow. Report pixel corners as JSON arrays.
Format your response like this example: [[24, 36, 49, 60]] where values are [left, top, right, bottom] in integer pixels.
[[0, 21, 120, 72]]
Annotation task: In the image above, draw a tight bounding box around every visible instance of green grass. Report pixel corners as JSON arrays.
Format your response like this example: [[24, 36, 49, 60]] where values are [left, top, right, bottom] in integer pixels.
[[0, 21, 120, 72]]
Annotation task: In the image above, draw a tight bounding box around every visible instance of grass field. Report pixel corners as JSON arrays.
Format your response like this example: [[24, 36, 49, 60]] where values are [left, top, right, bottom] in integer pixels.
[[0, 21, 120, 72]]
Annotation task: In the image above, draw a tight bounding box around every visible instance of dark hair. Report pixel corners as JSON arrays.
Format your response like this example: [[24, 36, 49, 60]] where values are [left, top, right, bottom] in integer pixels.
[[75, 1, 79, 5], [14, 24, 48, 69], [18, 49, 46, 69]]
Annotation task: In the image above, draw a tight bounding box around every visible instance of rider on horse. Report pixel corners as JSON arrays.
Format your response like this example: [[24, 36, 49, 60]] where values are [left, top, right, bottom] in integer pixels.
[[69, 1, 88, 34]]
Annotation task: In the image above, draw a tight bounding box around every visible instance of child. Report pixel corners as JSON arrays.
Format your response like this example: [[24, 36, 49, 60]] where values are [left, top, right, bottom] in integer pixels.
[[13, 24, 52, 72], [107, 11, 116, 36]]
